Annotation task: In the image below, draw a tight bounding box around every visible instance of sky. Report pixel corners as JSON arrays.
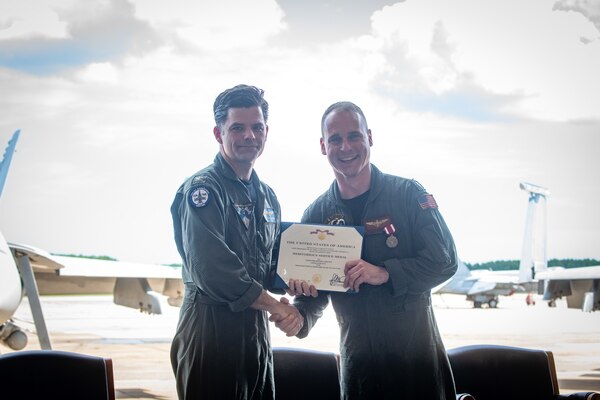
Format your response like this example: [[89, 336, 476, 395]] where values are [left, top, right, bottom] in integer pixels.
[[0, 0, 599, 265]]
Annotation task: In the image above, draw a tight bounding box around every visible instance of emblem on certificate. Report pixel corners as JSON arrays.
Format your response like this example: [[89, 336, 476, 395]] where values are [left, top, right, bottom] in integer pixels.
[[383, 223, 398, 248], [273, 222, 364, 293]]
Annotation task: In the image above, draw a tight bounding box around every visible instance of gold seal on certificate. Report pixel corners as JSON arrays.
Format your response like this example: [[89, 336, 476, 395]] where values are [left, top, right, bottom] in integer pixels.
[[274, 222, 364, 293]]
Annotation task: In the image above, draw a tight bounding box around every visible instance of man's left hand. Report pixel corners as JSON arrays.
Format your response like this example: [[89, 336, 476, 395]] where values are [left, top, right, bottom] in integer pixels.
[[343, 259, 389, 292]]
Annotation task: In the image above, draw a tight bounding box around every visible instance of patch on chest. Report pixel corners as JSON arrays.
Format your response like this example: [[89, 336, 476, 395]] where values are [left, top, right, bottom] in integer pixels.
[[235, 204, 254, 229], [363, 216, 392, 235], [325, 213, 347, 225]]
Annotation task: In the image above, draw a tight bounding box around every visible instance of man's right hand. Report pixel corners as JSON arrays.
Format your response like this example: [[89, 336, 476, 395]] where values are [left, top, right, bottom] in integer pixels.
[[268, 297, 304, 337]]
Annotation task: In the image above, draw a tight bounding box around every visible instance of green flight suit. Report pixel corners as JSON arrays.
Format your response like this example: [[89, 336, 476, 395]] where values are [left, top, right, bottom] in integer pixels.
[[294, 164, 458, 400], [170, 153, 281, 400]]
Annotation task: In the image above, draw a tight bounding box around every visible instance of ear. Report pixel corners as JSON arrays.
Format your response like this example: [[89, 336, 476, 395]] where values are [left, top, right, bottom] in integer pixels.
[[367, 129, 373, 146], [213, 126, 223, 144], [320, 137, 327, 155]]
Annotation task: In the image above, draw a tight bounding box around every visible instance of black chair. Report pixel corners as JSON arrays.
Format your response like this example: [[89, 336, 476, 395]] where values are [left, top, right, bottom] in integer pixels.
[[273, 347, 341, 400], [273, 346, 475, 400], [0, 350, 115, 400], [448, 344, 600, 400]]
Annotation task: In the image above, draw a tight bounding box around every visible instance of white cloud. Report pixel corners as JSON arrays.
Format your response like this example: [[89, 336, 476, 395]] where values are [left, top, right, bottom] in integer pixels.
[[0, 0, 71, 39], [367, 0, 600, 121], [0, 0, 599, 265], [131, 0, 287, 51]]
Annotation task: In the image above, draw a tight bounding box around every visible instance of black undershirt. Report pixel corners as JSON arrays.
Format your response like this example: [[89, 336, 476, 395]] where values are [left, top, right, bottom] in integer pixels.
[[342, 190, 370, 224]]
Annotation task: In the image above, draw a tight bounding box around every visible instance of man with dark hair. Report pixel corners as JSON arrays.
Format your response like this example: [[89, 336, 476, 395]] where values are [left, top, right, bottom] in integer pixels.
[[284, 101, 458, 399], [170, 84, 303, 399]]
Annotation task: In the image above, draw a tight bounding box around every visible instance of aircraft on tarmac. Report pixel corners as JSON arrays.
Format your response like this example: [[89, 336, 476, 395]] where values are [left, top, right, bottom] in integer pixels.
[[435, 181, 599, 312], [432, 182, 542, 309], [0, 130, 184, 351], [518, 182, 600, 312], [432, 258, 530, 308]]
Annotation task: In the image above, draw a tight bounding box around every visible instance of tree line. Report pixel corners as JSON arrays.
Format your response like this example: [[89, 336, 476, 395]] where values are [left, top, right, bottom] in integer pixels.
[[465, 258, 600, 271]]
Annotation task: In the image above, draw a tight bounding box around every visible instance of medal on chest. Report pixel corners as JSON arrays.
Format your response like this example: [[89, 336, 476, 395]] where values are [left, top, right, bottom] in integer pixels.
[[383, 223, 398, 248]]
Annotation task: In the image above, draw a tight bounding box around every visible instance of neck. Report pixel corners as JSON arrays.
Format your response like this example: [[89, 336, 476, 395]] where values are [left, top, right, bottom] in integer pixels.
[[221, 153, 253, 181], [234, 165, 253, 182], [335, 166, 371, 199]]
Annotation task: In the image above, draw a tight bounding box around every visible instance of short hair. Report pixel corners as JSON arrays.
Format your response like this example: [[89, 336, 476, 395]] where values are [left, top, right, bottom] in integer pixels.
[[320, 101, 368, 138], [213, 84, 269, 126]]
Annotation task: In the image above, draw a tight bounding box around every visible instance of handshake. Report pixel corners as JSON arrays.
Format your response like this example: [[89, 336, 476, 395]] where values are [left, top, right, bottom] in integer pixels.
[[266, 279, 319, 337]]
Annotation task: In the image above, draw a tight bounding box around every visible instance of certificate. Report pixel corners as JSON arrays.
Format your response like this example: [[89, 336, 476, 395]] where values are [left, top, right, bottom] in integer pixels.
[[273, 222, 363, 293]]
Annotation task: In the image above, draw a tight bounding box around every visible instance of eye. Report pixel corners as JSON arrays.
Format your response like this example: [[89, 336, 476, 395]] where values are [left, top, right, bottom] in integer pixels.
[[348, 132, 363, 141], [328, 135, 342, 145], [252, 124, 265, 134]]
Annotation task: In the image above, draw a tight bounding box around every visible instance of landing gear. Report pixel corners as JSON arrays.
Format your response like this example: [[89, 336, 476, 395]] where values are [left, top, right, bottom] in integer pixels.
[[0, 321, 28, 350], [469, 296, 499, 309]]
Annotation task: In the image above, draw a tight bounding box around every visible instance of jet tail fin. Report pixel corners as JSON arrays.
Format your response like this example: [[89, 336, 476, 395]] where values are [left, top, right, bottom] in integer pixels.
[[0, 130, 20, 198], [518, 182, 549, 283]]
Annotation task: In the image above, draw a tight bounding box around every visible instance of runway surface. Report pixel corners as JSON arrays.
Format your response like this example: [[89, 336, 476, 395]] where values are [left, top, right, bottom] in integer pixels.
[[4, 293, 600, 399]]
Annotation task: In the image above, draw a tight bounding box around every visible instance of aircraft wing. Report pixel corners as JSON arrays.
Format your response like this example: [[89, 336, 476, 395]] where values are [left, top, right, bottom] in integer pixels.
[[8, 242, 65, 272], [51, 255, 181, 279], [466, 280, 498, 295], [535, 266, 600, 311], [536, 266, 600, 281], [8, 241, 183, 315], [8, 242, 180, 279]]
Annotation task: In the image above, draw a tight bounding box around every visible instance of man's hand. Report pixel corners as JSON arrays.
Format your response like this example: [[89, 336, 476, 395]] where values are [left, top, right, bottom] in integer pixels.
[[343, 259, 389, 292], [268, 297, 304, 337], [286, 279, 318, 297]]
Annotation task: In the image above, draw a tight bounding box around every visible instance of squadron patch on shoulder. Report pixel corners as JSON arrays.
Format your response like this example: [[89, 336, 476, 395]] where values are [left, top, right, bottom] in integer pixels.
[[188, 186, 210, 208]]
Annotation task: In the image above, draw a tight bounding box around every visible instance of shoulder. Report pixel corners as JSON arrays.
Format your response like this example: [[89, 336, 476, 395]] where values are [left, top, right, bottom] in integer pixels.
[[179, 167, 224, 209], [301, 189, 333, 222], [377, 169, 417, 193], [377, 170, 438, 209], [406, 179, 440, 210]]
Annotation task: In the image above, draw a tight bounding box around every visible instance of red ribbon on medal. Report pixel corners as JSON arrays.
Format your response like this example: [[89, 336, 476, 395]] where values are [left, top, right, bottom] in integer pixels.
[[383, 224, 395, 236]]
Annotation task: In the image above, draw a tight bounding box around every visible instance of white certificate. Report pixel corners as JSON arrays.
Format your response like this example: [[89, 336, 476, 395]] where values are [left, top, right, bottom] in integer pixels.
[[274, 222, 363, 293]]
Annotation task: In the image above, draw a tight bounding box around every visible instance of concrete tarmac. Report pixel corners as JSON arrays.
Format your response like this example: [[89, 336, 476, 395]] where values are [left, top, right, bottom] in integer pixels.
[[3, 293, 600, 399]]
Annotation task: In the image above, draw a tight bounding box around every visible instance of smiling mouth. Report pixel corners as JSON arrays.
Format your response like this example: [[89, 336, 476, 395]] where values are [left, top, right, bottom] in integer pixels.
[[339, 155, 358, 162]]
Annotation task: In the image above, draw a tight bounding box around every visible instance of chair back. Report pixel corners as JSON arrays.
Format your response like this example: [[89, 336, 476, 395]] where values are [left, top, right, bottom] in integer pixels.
[[273, 347, 340, 400], [0, 350, 115, 400], [448, 344, 557, 400]]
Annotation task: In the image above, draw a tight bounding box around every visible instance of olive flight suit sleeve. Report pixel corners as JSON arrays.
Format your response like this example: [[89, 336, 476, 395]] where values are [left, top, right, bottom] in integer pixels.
[[174, 180, 263, 312], [383, 182, 458, 296]]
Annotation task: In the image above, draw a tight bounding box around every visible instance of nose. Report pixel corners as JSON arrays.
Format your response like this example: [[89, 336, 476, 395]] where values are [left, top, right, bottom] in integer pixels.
[[339, 137, 351, 151], [242, 127, 256, 140]]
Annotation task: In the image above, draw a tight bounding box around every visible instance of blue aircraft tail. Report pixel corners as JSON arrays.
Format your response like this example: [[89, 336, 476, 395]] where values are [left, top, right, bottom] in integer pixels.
[[0, 130, 20, 198]]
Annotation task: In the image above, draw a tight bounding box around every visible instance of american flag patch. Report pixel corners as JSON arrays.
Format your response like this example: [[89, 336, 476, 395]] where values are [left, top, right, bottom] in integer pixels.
[[418, 194, 438, 210]]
